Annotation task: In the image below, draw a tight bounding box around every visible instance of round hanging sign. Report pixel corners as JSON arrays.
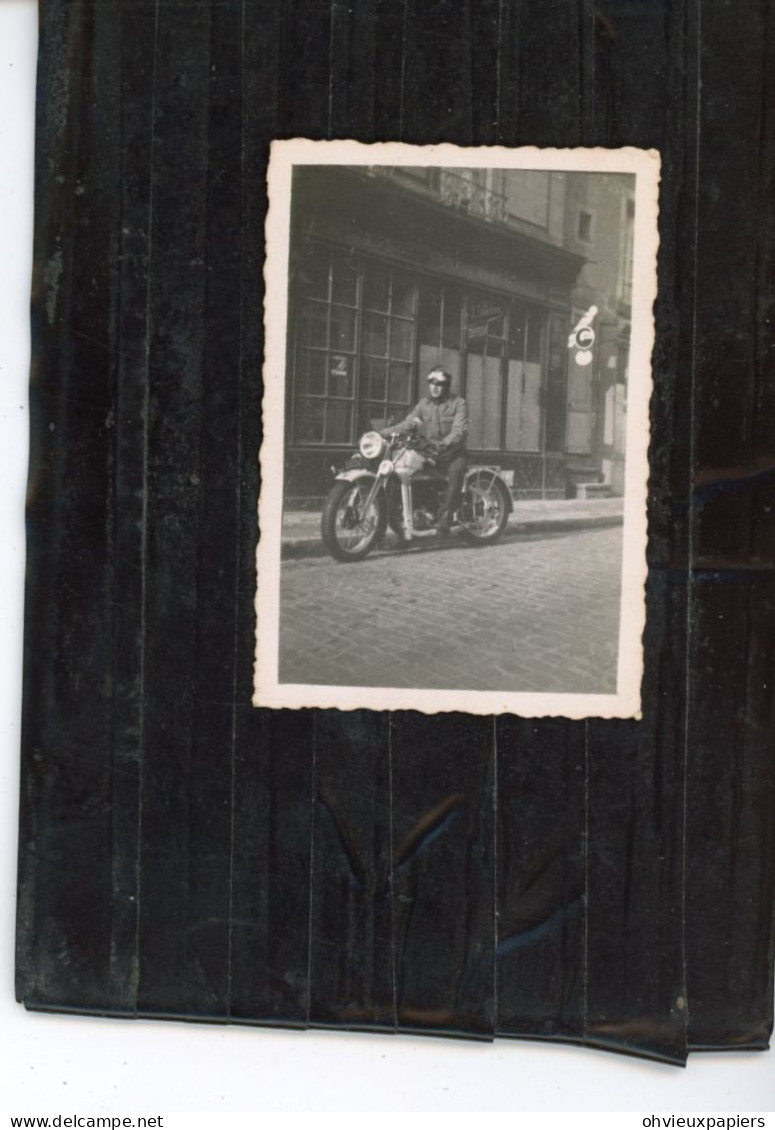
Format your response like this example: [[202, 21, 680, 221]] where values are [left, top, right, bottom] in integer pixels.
[[576, 325, 596, 350]]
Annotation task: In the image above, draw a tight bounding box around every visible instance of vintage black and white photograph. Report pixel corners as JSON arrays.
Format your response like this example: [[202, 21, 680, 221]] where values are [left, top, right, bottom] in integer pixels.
[[254, 141, 659, 717]]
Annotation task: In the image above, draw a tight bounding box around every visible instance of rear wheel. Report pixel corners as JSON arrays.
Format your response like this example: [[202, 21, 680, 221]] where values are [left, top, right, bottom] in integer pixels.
[[458, 474, 511, 545], [321, 478, 387, 561]]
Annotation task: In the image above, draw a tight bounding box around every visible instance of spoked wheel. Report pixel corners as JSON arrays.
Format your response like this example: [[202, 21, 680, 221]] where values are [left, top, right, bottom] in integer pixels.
[[458, 474, 511, 545], [321, 479, 387, 561]]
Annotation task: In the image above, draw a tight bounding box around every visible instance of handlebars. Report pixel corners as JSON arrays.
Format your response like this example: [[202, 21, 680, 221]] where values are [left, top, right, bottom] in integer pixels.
[[385, 428, 438, 464]]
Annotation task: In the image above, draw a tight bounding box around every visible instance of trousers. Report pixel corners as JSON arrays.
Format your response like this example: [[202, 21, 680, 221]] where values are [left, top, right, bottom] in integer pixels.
[[434, 448, 467, 523]]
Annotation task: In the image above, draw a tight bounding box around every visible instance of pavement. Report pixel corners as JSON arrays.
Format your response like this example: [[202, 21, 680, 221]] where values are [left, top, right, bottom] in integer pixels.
[[279, 523, 623, 694], [282, 496, 623, 558]]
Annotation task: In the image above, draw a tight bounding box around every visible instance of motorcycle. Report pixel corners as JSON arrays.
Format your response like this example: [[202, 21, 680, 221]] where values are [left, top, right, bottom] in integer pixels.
[[321, 423, 513, 562]]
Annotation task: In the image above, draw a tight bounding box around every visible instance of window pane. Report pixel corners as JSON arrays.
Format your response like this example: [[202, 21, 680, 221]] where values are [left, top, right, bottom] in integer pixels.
[[298, 301, 328, 348], [363, 273, 390, 311], [441, 289, 461, 349], [363, 312, 388, 355], [521, 363, 543, 450], [385, 404, 409, 427], [392, 275, 416, 317], [439, 348, 461, 389], [482, 354, 503, 449], [466, 293, 504, 343], [506, 360, 541, 451], [505, 361, 523, 449], [390, 318, 414, 360], [325, 400, 352, 444], [388, 361, 411, 403], [331, 259, 357, 305], [296, 398, 325, 443], [418, 285, 442, 347], [526, 307, 544, 362], [363, 356, 387, 400], [363, 402, 389, 430], [509, 303, 526, 360], [466, 352, 484, 449], [328, 353, 354, 398], [419, 343, 442, 381], [298, 349, 326, 395], [330, 304, 356, 351], [298, 256, 329, 299]]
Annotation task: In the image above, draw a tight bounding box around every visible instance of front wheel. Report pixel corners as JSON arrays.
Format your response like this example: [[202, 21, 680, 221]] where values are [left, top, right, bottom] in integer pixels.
[[321, 478, 387, 561], [458, 475, 511, 545]]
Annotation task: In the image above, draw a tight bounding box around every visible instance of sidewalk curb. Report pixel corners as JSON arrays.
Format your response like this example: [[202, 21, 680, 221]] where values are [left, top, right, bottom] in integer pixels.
[[281, 512, 623, 560]]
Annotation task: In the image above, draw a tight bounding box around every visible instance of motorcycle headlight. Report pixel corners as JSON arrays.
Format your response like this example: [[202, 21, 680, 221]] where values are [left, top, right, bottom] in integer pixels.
[[359, 431, 384, 460]]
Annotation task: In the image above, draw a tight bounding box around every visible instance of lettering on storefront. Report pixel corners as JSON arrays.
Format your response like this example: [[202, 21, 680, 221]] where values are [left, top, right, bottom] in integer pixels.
[[330, 355, 348, 377], [466, 297, 504, 340]]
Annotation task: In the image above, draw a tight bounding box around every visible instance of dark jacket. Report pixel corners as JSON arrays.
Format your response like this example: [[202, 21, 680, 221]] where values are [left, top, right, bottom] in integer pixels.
[[388, 394, 469, 451]]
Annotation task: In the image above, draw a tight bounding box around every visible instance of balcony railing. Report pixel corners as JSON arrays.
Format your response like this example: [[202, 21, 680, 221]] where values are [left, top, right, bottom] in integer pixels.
[[364, 166, 507, 225], [438, 170, 507, 223]]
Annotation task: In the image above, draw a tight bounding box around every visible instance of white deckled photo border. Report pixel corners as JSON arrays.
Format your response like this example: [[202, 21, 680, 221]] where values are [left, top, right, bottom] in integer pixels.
[[254, 140, 660, 719]]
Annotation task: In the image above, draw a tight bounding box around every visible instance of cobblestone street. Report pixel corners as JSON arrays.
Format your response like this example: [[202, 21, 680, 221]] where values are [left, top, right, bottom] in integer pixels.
[[279, 525, 622, 694]]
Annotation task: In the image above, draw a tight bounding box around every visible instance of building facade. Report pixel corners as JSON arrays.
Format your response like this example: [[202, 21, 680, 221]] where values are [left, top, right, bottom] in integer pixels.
[[564, 171, 635, 496], [282, 164, 634, 504]]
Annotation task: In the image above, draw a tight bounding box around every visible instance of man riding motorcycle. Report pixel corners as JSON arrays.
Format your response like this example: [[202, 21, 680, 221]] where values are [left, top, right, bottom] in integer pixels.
[[381, 366, 469, 536]]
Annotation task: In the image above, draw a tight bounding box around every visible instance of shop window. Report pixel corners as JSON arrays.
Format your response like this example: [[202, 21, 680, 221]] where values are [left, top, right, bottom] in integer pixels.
[[442, 290, 461, 350], [388, 361, 412, 402], [293, 251, 358, 446], [508, 304, 526, 361], [392, 276, 416, 318], [326, 400, 353, 444], [298, 303, 328, 349], [359, 266, 417, 428], [466, 343, 503, 450], [298, 351, 327, 397], [391, 319, 414, 360], [362, 357, 387, 401], [330, 305, 356, 352], [363, 273, 389, 312], [295, 398, 325, 444], [419, 286, 442, 352], [526, 307, 544, 363], [363, 312, 388, 355], [298, 256, 329, 300], [464, 291, 507, 450], [418, 283, 463, 388], [331, 259, 358, 305], [505, 302, 541, 453], [466, 294, 507, 344]]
